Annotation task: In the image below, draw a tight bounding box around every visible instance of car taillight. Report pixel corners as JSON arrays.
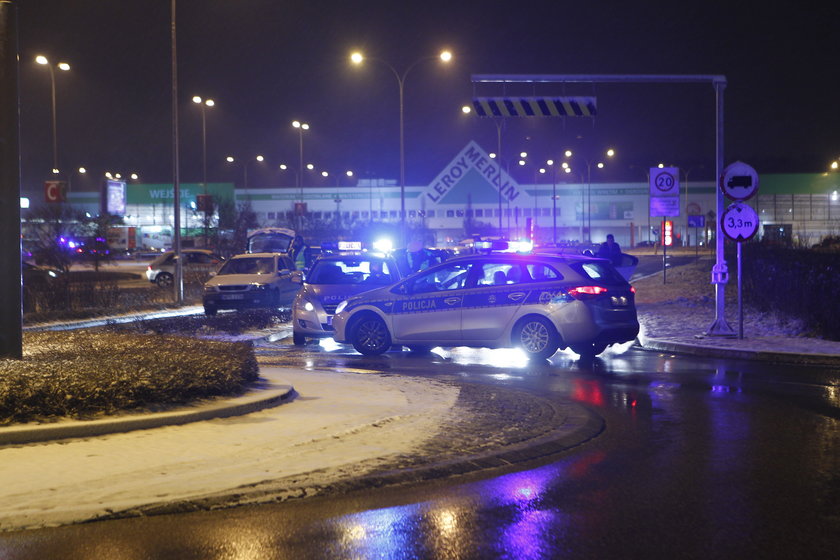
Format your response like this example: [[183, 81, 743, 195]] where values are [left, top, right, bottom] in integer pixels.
[[567, 286, 608, 300], [630, 286, 636, 294]]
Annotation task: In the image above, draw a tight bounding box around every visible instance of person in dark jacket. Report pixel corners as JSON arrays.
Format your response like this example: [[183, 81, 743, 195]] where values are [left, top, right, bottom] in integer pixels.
[[596, 234, 622, 266]]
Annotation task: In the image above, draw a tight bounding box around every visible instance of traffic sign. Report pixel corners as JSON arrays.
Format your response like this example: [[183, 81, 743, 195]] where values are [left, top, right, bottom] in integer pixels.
[[720, 161, 759, 201], [688, 214, 705, 228], [649, 167, 680, 196], [721, 202, 759, 241], [650, 196, 680, 217]]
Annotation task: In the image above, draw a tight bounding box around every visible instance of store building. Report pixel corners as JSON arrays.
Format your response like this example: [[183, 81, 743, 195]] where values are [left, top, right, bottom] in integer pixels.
[[62, 142, 839, 250]]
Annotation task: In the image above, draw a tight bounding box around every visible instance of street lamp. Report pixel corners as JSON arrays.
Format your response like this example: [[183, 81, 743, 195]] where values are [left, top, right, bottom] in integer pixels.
[[291, 120, 309, 199], [563, 148, 615, 243], [226, 154, 264, 188], [320, 169, 355, 187], [350, 49, 453, 242], [35, 55, 70, 175], [192, 96, 215, 192], [463, 104, 505, 233]]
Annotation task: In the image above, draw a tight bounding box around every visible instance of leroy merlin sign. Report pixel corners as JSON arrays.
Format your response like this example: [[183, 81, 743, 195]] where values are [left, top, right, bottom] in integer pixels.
[[424, 141, 523, 205]]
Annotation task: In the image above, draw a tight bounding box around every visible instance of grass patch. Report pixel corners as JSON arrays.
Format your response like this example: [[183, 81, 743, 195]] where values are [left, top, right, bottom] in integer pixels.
[[0, 331, 259, 426]]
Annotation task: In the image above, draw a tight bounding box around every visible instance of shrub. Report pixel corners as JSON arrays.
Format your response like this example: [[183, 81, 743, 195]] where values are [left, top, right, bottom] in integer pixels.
[[742, 243, 840, 340], [0, 331, 258, 425]]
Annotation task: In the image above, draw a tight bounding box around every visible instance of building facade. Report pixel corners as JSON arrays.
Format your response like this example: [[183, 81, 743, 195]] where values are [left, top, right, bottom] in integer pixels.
[[63, 142, 839, 250]]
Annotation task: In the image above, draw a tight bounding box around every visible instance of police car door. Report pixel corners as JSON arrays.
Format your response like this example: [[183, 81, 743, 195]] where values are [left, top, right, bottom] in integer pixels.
[[460, 261, 527, 341], [391, 261, 470, 341]]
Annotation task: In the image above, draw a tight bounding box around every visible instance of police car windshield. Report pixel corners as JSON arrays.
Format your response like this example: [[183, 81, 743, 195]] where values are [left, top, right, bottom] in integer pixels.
[[308, 259, 394, 285]]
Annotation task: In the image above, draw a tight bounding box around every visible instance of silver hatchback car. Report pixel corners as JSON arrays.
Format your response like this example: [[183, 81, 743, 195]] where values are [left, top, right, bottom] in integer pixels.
[[332, 253, 639, 359], [291, 253, 402, 345]]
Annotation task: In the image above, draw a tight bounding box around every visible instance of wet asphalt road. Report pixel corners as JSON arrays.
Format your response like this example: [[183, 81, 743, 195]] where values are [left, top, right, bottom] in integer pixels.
[[1, 341, 838, 559]]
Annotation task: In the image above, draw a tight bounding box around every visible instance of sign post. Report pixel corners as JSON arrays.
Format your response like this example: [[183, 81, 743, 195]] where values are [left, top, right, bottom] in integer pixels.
[[650, 167, 680, 283], [719, 161, 760, 339]]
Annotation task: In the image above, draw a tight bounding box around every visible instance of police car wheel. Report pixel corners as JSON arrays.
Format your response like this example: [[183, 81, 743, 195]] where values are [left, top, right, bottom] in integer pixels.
[[516, 316, 559, 360], [352, 315, 391, 356], [292, 332, 306, 346]]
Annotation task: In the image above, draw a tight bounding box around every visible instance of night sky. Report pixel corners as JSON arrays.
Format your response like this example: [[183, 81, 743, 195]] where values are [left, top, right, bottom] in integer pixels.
[[13, 0, 840, 200]]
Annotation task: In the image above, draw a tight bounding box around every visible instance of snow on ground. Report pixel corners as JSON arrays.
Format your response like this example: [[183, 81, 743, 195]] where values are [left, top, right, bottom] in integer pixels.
[[0, 369, 460, 532]]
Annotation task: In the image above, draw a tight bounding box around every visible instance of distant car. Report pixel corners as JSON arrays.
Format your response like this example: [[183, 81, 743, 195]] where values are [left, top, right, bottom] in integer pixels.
[[291, 252, 402, 345], [22, 261, 62, 287], [332, 252, 639, 359], [145, 249, 224, 287], [202, 252, 300, 316]]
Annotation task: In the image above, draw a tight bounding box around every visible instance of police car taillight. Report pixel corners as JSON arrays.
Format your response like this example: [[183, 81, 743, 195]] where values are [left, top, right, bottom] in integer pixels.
[[568, 286, 608, 300]]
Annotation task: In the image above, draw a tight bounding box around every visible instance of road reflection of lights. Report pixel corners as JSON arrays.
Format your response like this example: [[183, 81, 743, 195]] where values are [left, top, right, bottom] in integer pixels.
[[444, 347, 530, 368], [571, 379, 605, 406], [338, 506, 415, 558], [318, 337, 342, 352], [431, 508, 459, 535], [711, 384, 741, 394]]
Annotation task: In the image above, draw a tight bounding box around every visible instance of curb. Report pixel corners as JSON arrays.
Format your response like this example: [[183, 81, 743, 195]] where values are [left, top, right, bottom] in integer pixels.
[[638, 338, 840, 366], [0, 370, 296, 446]]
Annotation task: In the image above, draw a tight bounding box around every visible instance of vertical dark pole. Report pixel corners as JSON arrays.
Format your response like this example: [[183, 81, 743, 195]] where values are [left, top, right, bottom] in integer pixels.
[[662, 218, 667, 284], [171, 0, 183, 303], [737, 241, 743, 339], [0, 0, 23, 358]]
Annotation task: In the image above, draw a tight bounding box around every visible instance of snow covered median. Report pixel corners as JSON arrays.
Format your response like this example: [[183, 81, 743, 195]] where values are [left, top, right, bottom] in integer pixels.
[[0, 369, 460, 531]]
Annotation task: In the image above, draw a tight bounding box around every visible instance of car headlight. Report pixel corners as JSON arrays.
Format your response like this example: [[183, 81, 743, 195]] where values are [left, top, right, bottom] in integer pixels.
[[295, 298, 315, 312], [251, 283, 271, 291], [334, 300, 348, 315], [203, 285, 217, 293]]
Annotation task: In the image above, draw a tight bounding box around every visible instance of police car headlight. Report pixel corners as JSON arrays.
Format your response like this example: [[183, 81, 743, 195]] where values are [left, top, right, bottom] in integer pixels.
[[304, 301, 315, 312], [334, 300, 348, 315]]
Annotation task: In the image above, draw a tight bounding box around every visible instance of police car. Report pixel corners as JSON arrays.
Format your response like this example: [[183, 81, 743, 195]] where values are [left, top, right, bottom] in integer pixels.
[[331, 252, 639, 359], [291, 252, 402, 345]]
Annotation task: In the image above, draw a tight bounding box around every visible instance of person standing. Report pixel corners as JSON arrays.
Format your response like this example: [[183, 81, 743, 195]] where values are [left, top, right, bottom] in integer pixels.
[[596, 234, 622, 266]]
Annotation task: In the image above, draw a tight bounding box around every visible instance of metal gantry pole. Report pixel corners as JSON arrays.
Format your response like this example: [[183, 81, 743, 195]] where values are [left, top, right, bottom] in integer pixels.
[[706, 78, 735, 335]]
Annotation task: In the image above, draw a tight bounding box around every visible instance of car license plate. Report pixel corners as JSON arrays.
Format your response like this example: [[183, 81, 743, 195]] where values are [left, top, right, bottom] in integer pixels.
[[221, 294, 244, 301]]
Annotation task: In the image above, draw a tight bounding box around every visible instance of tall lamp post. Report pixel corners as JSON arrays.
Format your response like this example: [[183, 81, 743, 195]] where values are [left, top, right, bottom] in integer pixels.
[[226, 154, 264, 188], [291, 120, 309, 200], [350, 50, 453, 243], [462, 105, 504, 233], [191, 96, 214, 190], [35, 55, 70, 176], [563, 148, 615, 243]]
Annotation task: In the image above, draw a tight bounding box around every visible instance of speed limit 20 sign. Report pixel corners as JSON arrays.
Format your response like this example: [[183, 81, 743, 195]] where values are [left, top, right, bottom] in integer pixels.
[[649, 167, 680, 217], [650, 167, 680, 196]]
